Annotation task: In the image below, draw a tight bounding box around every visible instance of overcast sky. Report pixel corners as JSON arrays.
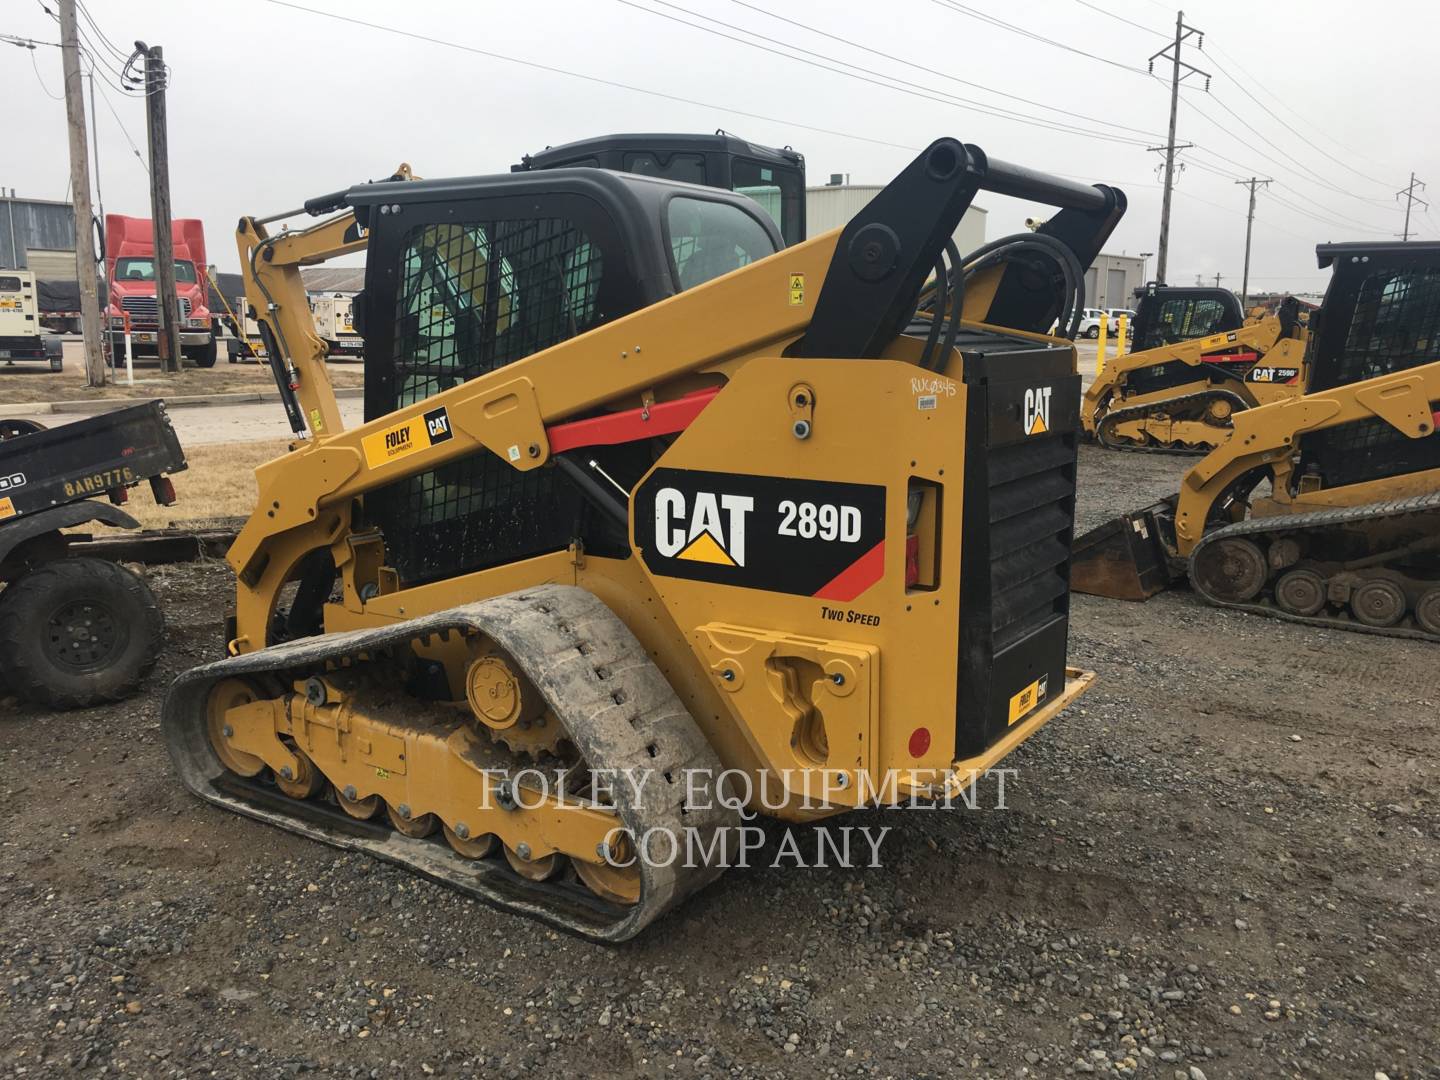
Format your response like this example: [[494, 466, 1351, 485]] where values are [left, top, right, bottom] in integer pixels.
[[5, 0, 1436, 295]]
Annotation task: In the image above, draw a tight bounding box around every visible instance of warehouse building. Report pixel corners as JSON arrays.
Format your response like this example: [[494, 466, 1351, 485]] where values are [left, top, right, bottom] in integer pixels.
[[1084, 252, 1147, 310], [1, 193, 77, 278], [806, 180, 987, 253]]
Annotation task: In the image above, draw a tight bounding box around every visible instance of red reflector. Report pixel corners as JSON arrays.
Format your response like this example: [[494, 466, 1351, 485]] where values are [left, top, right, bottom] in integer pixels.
[[908, 726, 931, 758], [904, 533, 920, 587], [150, 475, 177, 507], [108, 485, 129, 506]]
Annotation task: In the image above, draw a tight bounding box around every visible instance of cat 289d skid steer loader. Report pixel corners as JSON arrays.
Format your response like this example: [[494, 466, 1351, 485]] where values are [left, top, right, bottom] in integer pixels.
[[163, 138, 1126, 940], [1081, 285, 1309, 454], [1074, 242, 1440, 640]]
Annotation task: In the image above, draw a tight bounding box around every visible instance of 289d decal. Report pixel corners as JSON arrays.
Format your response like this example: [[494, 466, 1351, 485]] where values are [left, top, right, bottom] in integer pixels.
[[634, 469, 887, 600]]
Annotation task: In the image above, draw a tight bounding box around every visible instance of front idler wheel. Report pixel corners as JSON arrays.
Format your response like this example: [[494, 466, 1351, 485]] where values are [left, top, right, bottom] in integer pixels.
[[1192, 537, 1268, 603]]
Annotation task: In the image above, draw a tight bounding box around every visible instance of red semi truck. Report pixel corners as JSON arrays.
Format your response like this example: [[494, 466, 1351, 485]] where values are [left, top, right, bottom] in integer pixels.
[[104, 215, 218, 367]]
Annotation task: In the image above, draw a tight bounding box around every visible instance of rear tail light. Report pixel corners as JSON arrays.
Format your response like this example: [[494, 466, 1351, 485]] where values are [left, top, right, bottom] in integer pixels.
[[905, 478, 942, 591], [904, 533, 921, 588], [150, 475, 177, 506], [107, 485, 129, 506]]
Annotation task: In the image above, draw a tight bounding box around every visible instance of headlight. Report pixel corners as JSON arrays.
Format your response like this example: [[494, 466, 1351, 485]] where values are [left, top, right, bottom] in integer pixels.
[[109, 316, 124, 327], [185, 317, 208, 329]]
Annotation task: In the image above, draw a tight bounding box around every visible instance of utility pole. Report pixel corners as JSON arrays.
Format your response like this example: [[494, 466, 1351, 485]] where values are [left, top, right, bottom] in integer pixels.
[[1234, 177, 1271, 308], [1147, 10, 1209, 285], [58, 0, 106, 386], [1395, 173, 1428, 242], [139, 42, 181, 373], [1213, 272, 1223, 289], [86, 69, 112, 374]]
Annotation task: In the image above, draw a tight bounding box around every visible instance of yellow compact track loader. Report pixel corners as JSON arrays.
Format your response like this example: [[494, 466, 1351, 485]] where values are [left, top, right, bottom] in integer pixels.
[[163, 138, 1128, 939], [1082, 285, 1309, 453], [1073, 242, 1440, 640]]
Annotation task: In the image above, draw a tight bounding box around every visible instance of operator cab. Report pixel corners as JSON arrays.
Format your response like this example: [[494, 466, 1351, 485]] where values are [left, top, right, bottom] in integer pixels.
[[346, 167, 782, 586], [1296, 241, 1440, 488], [1129, 284, 1244, 351], [1125, 284, 1248, 396], [515, 132, 806, 247]]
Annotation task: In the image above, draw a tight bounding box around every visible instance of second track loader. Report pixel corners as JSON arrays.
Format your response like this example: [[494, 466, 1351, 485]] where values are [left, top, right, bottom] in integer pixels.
[[163, 137, 1127, 939], [1082, 284, 1309, 453], [1074, 242, 1440, 640]]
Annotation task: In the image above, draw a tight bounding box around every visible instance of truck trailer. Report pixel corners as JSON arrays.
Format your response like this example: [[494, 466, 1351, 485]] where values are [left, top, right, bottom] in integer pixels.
[[0, 270, 60, 371]]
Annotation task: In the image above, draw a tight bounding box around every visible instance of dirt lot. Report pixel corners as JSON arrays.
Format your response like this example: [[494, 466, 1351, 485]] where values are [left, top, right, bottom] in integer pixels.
[[1, 446, 1435, 1079], [0, 341, 363, 404]]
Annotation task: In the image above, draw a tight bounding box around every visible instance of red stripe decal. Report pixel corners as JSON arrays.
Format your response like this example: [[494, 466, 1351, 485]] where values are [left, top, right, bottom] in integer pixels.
[[547, 388, 720, 454], [1203, 352, 1260, 363], [812, 539, 886, 602]]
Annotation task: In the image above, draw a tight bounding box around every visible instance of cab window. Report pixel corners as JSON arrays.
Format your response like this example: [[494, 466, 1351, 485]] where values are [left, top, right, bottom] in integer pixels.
[[1327, 267, 1440, 387], [114, 257, 198, 283], [666, 197, 777, 291], [623, 151, 706, 185], [732, 158, 803, 246]]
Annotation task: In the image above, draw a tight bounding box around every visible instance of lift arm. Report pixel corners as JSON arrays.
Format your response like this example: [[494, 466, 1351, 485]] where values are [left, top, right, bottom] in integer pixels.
[[235, 164, 413, 438]]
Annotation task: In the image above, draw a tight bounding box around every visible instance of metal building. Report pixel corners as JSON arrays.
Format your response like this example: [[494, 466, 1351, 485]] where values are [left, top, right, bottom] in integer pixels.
[[1, 194, 77, 277], [1083, 252, 1147, 311], [805, 184, 987, 253]]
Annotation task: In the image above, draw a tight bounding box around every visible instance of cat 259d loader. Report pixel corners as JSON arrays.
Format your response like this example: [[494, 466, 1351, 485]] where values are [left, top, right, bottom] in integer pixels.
[[163, 137, 1127, 940], [1074, 242, 1440, 642], [1082, 284, 1309, 454]]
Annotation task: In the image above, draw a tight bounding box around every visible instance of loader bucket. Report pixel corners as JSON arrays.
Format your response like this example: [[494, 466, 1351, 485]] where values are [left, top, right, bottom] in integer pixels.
[[1071, 502, 1180, 600]]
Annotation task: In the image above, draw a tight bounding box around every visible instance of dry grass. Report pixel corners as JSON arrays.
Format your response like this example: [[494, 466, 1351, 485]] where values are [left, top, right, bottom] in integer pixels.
[[1, 342, 363, 404], [122, 439, 292, 529]]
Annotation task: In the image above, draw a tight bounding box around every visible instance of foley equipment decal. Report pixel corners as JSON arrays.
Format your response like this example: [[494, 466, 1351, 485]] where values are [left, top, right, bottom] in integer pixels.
[[361, 406, 453, 469], [634, 468, 886, 600]]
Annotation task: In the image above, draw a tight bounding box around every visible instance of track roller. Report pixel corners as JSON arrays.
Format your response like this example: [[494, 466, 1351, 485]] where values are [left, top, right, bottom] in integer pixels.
[[1350, 578, 1406, 628], [1273, 568, 1326, 616], [386, 803, 439, 838], [276, 748, 324, 799], [504, 844, 564, 881], [334, 784, 381, 820]]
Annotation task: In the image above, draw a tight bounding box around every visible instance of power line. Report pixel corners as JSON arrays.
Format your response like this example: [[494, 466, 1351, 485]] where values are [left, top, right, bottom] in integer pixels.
[[929, 0, 1151, 76], [76, 0, 132, 63], [615, 0, 1152, 146], [90, 72, 150, 176], [28, 46, 64, 100], [727, 0, 1166, 141], [1186, 83, 1393, 209], [261, 0, 927, 154], [1071, 0, 1167, 38], [1206, 41, 1399, 189], [1169, 86, 1395, 233]]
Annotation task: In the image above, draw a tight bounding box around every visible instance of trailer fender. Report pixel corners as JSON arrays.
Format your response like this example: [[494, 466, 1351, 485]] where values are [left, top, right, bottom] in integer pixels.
[[0, 501, 140, 567]]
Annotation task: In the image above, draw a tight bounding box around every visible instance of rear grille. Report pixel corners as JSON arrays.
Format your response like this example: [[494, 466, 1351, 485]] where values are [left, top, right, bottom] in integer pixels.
[[986, 439, 1075, 651], [120, 296, 190, 324], [952, 338, 1080, 758]]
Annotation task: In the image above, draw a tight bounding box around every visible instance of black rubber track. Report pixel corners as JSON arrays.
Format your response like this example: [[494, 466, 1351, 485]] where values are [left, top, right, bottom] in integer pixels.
[[1095, 388, 1250, 455], [163, 584, 741, 942], [1188, 491, 1440, 643]]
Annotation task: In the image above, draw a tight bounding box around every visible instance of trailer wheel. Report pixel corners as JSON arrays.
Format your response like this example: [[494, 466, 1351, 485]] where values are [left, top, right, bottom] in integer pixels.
[[0, 558, 164, 709]]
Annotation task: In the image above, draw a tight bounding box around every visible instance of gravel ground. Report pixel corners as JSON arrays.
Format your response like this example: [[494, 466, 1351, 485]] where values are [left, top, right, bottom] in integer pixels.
[[1, 446, 1436, 1079]]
